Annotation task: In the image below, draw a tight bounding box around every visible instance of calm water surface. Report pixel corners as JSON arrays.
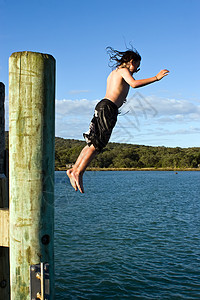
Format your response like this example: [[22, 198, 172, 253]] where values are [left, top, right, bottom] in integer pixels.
[[55, 171, 200, 299]]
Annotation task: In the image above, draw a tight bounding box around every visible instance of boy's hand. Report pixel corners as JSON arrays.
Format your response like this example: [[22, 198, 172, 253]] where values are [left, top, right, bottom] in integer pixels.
[[156, 69, 169, 80]]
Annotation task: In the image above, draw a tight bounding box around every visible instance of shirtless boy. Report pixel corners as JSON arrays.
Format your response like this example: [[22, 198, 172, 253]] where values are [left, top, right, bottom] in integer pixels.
[[67, 47, 169, 193]]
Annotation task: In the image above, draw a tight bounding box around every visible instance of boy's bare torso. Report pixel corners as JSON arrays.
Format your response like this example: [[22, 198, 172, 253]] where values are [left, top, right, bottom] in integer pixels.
[[105, 68, 130, 108]]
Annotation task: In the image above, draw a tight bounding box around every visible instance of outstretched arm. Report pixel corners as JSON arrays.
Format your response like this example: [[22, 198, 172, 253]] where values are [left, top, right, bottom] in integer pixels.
[[121, 68, 169, 89]]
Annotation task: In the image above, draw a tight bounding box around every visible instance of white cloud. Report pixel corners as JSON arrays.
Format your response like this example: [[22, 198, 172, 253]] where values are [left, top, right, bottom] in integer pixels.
[[57, 94, 199, 120], [122, 93, 200, 122], [55, 96, 200, 143], [148, 96, 200, 117], [56, 99, 98, 116], [55, 99, 99, 140], [152, 127, 200, 137], [4, 95, 200, 147]]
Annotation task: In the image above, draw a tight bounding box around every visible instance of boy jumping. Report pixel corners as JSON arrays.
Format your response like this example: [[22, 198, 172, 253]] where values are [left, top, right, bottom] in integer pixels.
[[67, 47, 169, 193]]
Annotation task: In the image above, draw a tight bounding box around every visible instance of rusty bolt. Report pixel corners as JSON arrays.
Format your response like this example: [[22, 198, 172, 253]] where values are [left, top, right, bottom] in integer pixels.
[[0, 280, 7, 288], [41, 234, 50, 245]]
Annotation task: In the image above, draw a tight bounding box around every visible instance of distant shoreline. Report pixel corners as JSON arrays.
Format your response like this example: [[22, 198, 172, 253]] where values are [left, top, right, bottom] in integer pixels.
[[57, 167, 200, 172]]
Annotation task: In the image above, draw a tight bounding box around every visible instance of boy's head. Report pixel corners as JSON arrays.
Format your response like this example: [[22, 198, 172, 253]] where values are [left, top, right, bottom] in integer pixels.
[[106, 47, 141, 70]]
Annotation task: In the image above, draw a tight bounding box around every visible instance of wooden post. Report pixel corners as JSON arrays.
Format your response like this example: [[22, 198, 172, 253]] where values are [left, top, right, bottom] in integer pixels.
[[9, 52, 55, 299], [0, 82, 5, 174], [0, 82, 10, 300]]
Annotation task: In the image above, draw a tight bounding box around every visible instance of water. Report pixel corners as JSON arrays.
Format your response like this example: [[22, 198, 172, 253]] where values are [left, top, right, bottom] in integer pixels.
[[55, 171, 200, 299]]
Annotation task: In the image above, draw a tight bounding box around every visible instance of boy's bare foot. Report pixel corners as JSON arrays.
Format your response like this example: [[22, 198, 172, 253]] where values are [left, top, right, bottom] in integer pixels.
[[71, 171, 84, 194], [67, 169, 78, 191]]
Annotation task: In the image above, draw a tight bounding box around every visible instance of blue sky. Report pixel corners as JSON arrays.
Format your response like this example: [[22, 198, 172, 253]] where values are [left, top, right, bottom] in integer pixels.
[[1, 0, 200, 147]]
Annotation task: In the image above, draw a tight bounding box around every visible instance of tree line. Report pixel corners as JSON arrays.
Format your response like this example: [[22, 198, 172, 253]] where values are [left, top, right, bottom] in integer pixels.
[[5, 133, 200, 170], [55, 137, 200, 170]]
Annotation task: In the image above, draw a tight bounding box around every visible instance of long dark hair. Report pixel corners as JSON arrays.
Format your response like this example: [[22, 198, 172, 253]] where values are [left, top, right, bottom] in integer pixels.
[[106, 46, 141, 69]]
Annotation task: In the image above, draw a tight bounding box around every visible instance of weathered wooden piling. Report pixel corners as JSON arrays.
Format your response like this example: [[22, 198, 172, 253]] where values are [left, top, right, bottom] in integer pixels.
[[9, 52, 55, 299], [0, 82, 5, 174], [0, 82, 10, 300]]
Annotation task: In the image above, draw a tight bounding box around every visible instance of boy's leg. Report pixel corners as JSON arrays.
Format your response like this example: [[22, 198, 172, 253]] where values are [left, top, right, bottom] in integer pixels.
[[73, 145, 91, 169], [67, 169, 78, 191], [67, 145, 89, 191], [67, 144, 98, 193]]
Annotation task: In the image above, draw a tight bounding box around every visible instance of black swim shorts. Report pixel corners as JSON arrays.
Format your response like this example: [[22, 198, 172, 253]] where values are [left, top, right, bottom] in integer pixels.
[[83, 99, 118, 152]]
